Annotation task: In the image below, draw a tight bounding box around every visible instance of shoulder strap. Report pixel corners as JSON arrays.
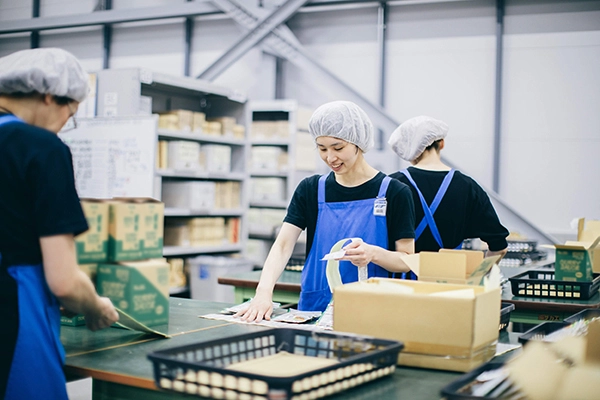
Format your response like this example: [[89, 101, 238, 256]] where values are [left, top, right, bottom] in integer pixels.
[[317, 172, 330, 204], [0, 115, 24, 127], [400, 169, 455, 247]]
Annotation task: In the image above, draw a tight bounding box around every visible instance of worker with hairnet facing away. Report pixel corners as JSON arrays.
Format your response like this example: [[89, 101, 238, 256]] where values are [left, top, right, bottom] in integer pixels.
[[237, 101, 416, 319], [388, 116, 509, 279], [0, 48, 118, 400]]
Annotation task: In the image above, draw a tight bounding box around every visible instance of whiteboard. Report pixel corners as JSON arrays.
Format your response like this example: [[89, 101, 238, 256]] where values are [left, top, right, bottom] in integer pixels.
[[60, 116, 157, 199]]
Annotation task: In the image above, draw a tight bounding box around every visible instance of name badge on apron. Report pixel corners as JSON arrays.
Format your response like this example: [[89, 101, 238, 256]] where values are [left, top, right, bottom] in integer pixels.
[[373, 197, 387, 216]]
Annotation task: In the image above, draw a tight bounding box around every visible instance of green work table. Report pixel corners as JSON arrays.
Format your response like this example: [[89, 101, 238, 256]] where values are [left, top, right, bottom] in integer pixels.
[[62, 298, 520, 400]]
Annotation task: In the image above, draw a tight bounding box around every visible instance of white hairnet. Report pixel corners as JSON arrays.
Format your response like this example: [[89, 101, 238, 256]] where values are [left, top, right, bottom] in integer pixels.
[[388, 116, 448, 161], [308, 101, 375, 153], [0, 48, 88, 103]]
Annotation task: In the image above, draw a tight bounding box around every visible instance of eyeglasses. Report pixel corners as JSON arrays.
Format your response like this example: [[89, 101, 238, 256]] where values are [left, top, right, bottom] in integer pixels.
[[61, 102, 78, 132]]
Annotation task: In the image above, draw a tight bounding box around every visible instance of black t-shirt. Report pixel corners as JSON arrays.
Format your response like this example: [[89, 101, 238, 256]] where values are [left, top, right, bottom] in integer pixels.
[[284, 172, 415, 256], [390, 167, 509, 253], [0, 113, 88, 267]]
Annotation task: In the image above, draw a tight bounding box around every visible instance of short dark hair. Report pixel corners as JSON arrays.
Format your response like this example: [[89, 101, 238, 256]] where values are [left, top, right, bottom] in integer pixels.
[[413, 139, 443, 164]]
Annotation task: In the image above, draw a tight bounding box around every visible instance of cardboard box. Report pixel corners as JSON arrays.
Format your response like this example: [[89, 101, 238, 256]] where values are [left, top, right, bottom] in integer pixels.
[[141, 200, 164, 259], [333, 278, 501, 372], [161, 181, 216, 210], [167, 140, 201, 170], [250, 177, 286, 203], [192, 112, 206, 133], [97, 259, 170, 326], [552, 236, 600, 281], [400, 250, 500, 285], [107, 200, 144, 262], [207, 116, 236, 136], [578, 218, 600, 243], [158, 109, 193, 131], [505, 319, 600, 400], [76, 200, 109, 263], [200, 144, 231, 173]]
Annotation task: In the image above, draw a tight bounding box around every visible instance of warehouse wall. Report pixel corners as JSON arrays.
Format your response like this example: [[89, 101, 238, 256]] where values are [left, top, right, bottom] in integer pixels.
[[0, 0, 598, 239]]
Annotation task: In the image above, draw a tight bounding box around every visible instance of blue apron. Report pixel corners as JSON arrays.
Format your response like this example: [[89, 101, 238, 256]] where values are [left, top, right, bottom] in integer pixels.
[[0, 115, 69, 400], [298, 173, 391, 311]]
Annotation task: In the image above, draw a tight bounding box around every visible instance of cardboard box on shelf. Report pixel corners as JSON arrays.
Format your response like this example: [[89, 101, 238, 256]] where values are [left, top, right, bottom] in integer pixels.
[[166, 140, 201, 171], [107, 199, 144, 262], [207, 116, 236, 136], [250, 177, 286, 203], [76, 200, 109, 263], [157, 140, 168, 170], [158, 109, 193, 131], [97, 258, 170, 326], [164, 222, 189, 247], [141, 200, 164, 259], [232, 124, 245, 139], [161, 181, 216, 210], [192, 112, 206, 133], [550, 236, 600, 282], [201, 144, 231, 173], [251, 146, 284, 171], [206, 121, 222, 136], [333, 278, 501, 372], [400, 250, 500, 285]]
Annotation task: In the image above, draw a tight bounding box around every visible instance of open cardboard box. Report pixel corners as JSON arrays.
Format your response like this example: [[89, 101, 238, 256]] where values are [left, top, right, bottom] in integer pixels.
[[400, 249, 500, 285], [578, 218, 600, 243], [543, 236, 600, 282], [333, 278, 501, 372], [505, 319, 600, 400]]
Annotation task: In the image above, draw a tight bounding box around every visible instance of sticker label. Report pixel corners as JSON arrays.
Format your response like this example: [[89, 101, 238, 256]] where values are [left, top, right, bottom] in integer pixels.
[[374, 197, 387, 216]]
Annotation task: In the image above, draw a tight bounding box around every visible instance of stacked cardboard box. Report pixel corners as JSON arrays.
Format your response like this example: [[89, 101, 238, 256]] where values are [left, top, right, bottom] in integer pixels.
[[250, 121, 290, 138], [161, 181, 240, 210], [164, 217, 240, 247], [166, 141, 201, 171], [200, 144, 231, 173], [250, 177, 286, 203], [158, 110, 193, 132]]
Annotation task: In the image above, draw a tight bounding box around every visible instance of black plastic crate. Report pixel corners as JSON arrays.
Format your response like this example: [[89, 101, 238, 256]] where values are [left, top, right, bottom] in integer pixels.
[[440, 362, 511, 399], [564, 308, 600, 323], [499, 303, 515, 331], [148, 328, 403, 399], [517, 321, 570, 344], [506, 240, 538, 253], [284, 257, 305, 272], [509, 270, 600, 300]]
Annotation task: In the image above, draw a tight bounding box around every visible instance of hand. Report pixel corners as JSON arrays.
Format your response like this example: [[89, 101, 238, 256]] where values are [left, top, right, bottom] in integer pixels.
[[234, 291, 273, 323], [85, 296, 119, 331], [341, 239, 374, 268]]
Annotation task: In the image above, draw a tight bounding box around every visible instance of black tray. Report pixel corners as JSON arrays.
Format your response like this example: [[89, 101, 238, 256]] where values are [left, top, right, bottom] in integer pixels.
[[564, 308, 600, 323], [148, 328, 403, 399], [517, 321, 570, 344], [440, 362, 509, 399], [509, 270, 600, 300], [499, 302, 515, 331]]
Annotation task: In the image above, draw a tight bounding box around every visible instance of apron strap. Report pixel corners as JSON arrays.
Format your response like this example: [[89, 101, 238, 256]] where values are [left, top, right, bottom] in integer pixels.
[[401, 168, 455, 247], [0, 115, 24, 127], [377, 176, 392, 198], [317, 173, 329, 204]]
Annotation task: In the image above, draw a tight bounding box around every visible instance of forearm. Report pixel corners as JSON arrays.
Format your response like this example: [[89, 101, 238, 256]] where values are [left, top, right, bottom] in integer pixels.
[[40, 234, 102, 313], [371, 246, 412, 273], [255, 223, 301, 296]]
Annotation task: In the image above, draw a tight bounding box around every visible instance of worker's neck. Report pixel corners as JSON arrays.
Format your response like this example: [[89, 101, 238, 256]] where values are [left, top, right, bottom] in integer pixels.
[[0, 97, 39, 124], [412, 151, 450, 171], [335, 159, 378, 187]]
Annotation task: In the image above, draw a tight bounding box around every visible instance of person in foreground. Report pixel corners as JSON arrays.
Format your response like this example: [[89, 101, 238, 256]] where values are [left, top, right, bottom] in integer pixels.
[[0, 48, 119, 400], [388, 115, 509, 279], [237, 101, 415, 321]]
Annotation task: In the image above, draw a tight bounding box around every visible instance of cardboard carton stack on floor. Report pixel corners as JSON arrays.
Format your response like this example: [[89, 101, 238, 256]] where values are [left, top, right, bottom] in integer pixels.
[[66, 198, 169, 327], [333, 249, 502, 372]]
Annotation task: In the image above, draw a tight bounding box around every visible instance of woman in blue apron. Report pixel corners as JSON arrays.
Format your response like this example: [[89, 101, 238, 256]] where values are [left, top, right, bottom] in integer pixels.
[[237, 101, 416, 319], [387, 116, 509, 279], [0, 48, 118, 400]]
